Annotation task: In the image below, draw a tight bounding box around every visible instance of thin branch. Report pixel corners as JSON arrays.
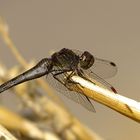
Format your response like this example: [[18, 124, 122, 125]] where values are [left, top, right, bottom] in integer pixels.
[[0, 106, 44, 139], [71, 75, 140, 123], [0, 17, 103, 139], [0, 62, 103, 140], [0, 125, 18, 140], [0, 17, 63, 110], [0, 17, 64, 108], [0, 17, 26, 67]]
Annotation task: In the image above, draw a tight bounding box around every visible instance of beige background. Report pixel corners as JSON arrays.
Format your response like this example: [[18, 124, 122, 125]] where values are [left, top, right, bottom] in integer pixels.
[[0, 1, 140, 140]]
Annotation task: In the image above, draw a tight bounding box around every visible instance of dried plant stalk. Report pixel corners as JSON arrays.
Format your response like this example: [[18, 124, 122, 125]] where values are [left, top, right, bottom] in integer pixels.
[[72, 75, 140, 123], [0, 124, 18, 140], [0, 16, 64, 108], [0, 105, 61, 140], [0, 62, 103, 140], [0, 17, 103, 140]]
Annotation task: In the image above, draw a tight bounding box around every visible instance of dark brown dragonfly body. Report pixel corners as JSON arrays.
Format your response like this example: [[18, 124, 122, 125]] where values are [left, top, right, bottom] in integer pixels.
[[0, 48, 117, 112]]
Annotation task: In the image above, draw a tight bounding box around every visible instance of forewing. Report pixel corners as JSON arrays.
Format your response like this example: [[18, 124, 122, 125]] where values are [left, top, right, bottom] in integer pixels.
[[46, 70, 95, 112], [82, 69, 117, 93], [72, 49, 117, 79], [92, 57, 117, 79]]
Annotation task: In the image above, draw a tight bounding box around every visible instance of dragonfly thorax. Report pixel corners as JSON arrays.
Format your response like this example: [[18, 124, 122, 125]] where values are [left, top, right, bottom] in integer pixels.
[[51, 48, 80, 70]]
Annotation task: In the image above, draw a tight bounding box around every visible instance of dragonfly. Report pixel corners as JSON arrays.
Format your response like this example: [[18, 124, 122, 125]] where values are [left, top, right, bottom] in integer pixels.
[[0, 48, 117, 112]]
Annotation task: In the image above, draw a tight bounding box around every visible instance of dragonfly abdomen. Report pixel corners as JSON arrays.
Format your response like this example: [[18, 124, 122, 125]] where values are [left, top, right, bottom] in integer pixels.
[[0, 58, 52, 93]]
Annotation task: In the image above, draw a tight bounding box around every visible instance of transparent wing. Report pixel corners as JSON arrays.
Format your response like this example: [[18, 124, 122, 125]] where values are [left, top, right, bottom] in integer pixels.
[[46, 69, 95, 112], [72, 49, 117, 79], [91, 57, 117, 79], [81, 69, 117, 94]]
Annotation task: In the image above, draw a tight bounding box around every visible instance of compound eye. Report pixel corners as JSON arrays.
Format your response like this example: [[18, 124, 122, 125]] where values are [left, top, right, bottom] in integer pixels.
[[80, 51, 94, 69]]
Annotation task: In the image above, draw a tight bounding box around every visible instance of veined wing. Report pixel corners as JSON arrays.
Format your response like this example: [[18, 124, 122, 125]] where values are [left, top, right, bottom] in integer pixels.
[[46, 68, 95, 112], [73, 49, 117, 79], [91, 57, 117, 79], [81, 69, 117, 94]]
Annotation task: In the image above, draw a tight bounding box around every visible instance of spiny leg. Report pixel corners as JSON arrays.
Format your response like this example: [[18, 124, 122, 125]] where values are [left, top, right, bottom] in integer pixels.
[[76, 69, 96, 85], [53, 70, 71, 90], [52, 69, 78, 90], [53, 69, 96, 112]]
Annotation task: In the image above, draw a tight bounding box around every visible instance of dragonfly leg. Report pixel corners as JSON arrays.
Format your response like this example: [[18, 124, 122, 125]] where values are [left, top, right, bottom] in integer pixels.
[[52, 69, 85, 92], [76, 69, 96, 85], [62, 71, 86, 90], [52, 70, 72, 90]]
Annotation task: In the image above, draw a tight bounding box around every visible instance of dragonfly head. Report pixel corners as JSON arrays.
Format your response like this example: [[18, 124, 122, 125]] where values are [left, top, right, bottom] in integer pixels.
[[80, 51, 94, 69]]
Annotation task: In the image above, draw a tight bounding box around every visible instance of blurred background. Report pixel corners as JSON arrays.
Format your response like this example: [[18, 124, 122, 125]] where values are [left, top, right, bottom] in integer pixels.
[[0, 1, 140, 139]]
